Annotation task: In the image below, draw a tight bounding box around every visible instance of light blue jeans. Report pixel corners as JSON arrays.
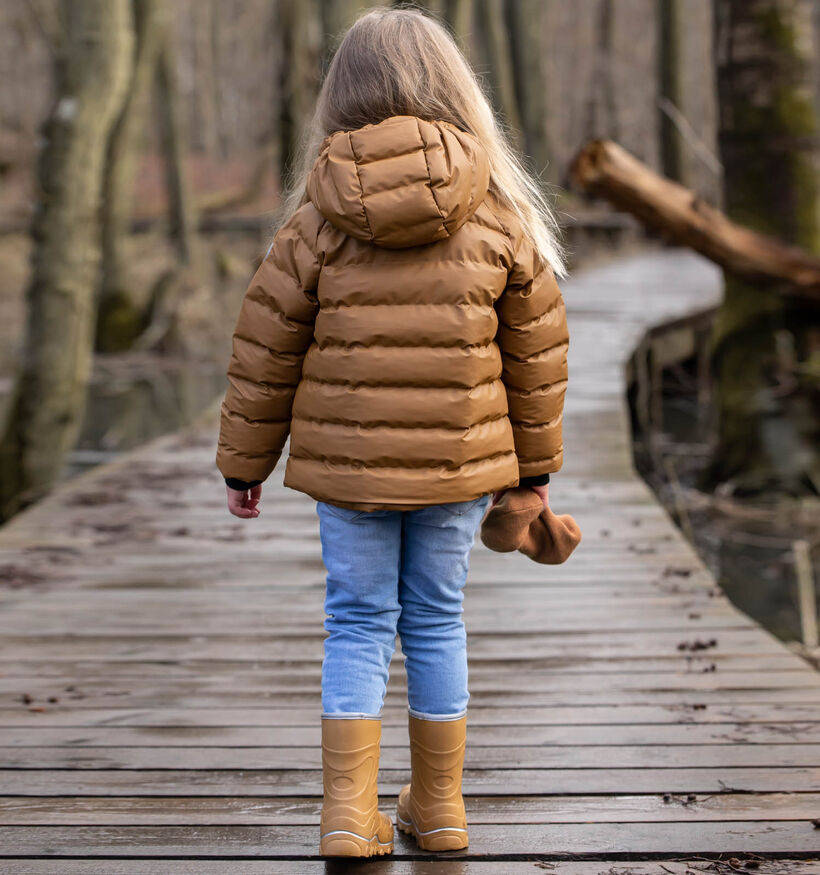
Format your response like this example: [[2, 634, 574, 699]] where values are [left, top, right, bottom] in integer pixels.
[[316, 494, 491, 721]]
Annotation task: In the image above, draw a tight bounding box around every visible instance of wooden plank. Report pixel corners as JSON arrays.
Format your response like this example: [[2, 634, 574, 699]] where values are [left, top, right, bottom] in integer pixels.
[[0, 654, 807, 679], [3, 767, 818, 795], [3, 743, 820, 770], [2, 720, 817, 747], [1, 703, 817, 727], [1, 822, 818, 856], [0, 627, 790, 659], [5, 687, 819, 709], [0, 599, 757, 624], [1, 862, 817, 875], [4, 671, 816, 698], [5, 579, 734, 600], [1, 793, 818, 825]]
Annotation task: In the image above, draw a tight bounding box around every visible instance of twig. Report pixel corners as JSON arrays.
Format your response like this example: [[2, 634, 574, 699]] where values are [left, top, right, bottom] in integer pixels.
[[663, 456, 695, 544], [657, 96, 723, 178]]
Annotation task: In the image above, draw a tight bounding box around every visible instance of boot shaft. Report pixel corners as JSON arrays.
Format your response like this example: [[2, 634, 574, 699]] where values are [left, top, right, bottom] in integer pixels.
[[321, 717, 382, 833], [407, 714, 467, 828]]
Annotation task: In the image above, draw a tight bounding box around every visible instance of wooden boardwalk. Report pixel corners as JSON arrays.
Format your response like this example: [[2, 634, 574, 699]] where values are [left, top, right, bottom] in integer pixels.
[[1, 248, 819, 873]]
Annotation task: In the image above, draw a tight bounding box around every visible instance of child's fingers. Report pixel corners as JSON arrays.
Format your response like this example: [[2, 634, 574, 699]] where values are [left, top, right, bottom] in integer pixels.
[[226, 487, 261, 519]]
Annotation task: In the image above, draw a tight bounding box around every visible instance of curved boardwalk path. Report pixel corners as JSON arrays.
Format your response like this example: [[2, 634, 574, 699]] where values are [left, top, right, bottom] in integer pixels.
[[0, 249, 819, 873]]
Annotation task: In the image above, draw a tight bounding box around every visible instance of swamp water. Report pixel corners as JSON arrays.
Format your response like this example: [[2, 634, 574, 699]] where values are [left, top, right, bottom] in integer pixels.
[[66, 354, 227, 478], [628, 338, 819, 649]]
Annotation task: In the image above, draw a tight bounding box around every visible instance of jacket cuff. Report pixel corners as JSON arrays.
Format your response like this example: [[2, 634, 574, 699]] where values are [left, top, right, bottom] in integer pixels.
[[225, 477, 263, 491], [519, 472, 550, 487]]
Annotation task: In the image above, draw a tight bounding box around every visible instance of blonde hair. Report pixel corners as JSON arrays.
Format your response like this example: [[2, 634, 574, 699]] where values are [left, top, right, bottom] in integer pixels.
[[276, 4, 568, 278]]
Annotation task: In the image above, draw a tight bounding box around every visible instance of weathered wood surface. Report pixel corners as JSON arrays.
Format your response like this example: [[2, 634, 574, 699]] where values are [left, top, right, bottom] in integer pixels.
[[1, 865, 818, 875], [1, 249, 819, 870]]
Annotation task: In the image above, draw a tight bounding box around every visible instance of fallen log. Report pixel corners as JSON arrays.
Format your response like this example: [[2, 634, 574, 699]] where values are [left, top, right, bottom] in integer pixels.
[[570, 139, 820, 302]]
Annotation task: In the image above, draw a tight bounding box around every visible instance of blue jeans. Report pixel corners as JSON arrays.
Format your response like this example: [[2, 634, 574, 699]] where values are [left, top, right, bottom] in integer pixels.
[[316, 494, 491, 721]]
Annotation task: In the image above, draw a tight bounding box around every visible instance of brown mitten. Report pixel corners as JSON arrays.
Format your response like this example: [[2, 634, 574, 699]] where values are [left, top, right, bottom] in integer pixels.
[[480, 487, 581, 565]]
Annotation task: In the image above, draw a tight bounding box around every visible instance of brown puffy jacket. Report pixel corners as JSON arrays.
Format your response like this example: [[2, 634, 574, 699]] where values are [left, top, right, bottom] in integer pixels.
[[216, 114, 569, 511]]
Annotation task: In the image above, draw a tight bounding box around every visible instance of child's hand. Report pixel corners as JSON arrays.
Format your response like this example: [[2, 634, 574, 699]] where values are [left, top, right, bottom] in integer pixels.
[[530, 483, 549, 510], [491, 483, 549, 510], [226, 484, 262, 519]]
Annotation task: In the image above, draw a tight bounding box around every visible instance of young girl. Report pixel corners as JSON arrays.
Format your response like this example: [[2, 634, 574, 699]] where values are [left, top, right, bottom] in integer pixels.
[[217, 5, 569, 858]]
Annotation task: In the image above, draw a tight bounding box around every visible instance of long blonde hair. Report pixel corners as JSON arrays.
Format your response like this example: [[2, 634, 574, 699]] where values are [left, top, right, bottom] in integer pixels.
[[276, 4, 568, 278]]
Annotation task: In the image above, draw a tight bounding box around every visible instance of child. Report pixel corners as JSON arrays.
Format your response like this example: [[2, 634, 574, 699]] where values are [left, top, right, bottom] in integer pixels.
[[216, 5, 569, 859]]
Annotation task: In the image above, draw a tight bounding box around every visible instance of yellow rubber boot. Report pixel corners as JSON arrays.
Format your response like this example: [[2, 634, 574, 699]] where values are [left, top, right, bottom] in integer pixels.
[[319, 717, 394, 857], [396, 713, 469, 851]]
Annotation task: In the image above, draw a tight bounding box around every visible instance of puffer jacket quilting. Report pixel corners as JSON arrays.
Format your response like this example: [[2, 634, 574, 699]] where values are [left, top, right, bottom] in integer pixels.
[[216, 114, 569, 511]]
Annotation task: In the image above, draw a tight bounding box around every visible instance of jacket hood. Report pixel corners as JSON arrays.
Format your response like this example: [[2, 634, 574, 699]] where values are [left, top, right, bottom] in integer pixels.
[[305, 115, 491, 249]]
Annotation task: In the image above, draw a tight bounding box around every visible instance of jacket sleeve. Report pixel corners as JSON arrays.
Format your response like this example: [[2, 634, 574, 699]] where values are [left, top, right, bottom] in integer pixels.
[[216, 205, 322, 484], [495, 228, 569, 480]]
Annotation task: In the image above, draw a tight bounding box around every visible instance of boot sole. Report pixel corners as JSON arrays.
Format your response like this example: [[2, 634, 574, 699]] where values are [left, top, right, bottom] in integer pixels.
[[320, 830, 394, 857], [396, 811, 469, 851]]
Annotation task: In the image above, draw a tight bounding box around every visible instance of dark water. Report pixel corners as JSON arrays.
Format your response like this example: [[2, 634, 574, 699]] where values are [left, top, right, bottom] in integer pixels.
[[66, 354, 227, 478], [629, 354, 819, 646]]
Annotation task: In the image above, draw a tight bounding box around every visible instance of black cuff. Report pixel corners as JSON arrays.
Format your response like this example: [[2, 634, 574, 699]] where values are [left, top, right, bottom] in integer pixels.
[[519, 472, 550, 487], [225, 477, 263, 491]]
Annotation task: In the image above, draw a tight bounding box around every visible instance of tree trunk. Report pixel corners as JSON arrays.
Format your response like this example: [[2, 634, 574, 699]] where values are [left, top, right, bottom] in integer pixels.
[[657, 0, 684, 182], [584, 0, 618, 142], [96, 0, 162, 353], [155, 19, 198, 268], [506, 0, 551, 178], [476, 0, 522, 140], [709, 0, 820, 493], [276, 0, 322, 186], [0, 0, 134, 520], [190, 0, 221, 157], [570, 139, 820, 300], [322, 0, 366, 51], [322, 2, 383, 63], [443, 0, 474, 56]]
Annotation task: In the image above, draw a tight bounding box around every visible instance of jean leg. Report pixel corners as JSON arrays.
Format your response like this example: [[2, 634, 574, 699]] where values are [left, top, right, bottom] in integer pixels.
[[316, 502, 403, 717], [397, 495, 491, 718]]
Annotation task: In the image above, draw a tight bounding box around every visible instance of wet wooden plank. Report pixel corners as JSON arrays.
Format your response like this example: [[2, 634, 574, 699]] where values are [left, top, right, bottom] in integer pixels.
[[2, 793, 818, 825], [0, 611, 758, 634], [1, 862, 817, 875], [3, 767, 818, 795], [4, 686, 819, 710], [4, 671, 815, 700], [2, 720, 816, 746], [1, 702, 817, 727], [0, 627, 790, 659], [3, 743, 820, 770], [1, 822, 818, 856], [0, 655, 805, 680]]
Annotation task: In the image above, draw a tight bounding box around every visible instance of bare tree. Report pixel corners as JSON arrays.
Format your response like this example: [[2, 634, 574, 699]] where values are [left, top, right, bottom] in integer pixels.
[[0, 0, 134, 520], [507, 0, 552, 179], [443, 0, 474, 56], [322, 0, 369, 50], [156, 15, 198, 268], [584, 0, 618, 143], [476, 0, 522, 140], [190, 0, 221, 157], [97, 0, 163, 352], [276, 0, 322, 186], [657, 0, 684, 182]]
